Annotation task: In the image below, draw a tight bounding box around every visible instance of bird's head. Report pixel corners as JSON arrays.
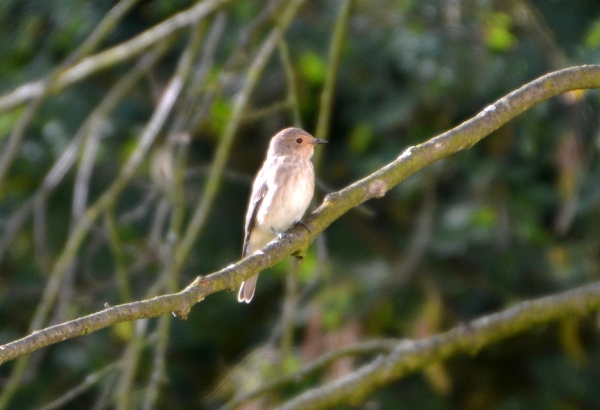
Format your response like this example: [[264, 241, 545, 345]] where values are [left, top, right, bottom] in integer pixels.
[[267, 127, 328, 159]]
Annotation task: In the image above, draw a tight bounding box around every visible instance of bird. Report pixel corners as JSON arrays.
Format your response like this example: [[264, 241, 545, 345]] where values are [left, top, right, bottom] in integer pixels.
[[238, 127, 327, 303]]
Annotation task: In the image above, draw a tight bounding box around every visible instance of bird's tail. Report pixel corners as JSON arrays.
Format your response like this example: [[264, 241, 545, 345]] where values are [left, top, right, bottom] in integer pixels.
[[238, 274, 259, 303]]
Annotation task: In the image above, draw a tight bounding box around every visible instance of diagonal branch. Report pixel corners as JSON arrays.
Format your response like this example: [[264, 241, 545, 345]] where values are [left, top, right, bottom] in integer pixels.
[[0, 26, 194, 410], [0, 0, 231, 113], [222, 339, 400, 410], [0, 0, 142, 188], [1, 65, 600, 365], [0, 45, 167, 262], [274, 280, 600, 410]]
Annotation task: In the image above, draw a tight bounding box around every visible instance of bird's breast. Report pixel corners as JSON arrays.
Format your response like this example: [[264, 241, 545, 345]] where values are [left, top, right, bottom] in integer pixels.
[[257, 157, 315, 232]]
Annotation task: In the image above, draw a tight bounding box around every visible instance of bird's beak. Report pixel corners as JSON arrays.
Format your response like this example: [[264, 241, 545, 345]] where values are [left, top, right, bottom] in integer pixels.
[[312, 138, 328, 145]]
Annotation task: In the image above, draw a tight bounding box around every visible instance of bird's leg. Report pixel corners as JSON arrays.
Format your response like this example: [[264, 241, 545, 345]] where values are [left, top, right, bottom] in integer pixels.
[[271, 227, 293, 244], [272, 222, 310, 260]]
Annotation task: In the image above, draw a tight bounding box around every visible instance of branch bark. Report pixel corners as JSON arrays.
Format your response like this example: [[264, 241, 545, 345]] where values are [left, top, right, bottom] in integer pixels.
[[1, 65, 600, 366], [222, 339, 400, 409], [274, 280, 600, 410]]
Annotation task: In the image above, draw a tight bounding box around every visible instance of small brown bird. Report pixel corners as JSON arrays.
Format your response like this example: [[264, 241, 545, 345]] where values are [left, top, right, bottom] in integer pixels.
[[238, 127, 327, 303]]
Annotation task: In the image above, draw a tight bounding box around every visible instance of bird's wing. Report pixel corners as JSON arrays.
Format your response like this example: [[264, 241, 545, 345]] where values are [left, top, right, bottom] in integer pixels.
[[242, 165, 270, 258]]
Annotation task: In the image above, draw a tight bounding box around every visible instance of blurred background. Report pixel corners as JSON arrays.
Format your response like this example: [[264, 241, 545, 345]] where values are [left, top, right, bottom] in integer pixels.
[[1, 0, 600, 409]]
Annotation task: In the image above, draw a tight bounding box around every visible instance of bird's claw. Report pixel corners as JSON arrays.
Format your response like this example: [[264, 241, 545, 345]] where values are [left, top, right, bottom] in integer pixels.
[[271, 227, 292, 244]]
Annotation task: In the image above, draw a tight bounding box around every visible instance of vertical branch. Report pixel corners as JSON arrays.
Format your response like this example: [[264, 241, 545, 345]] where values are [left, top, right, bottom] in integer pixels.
[[271, 2, 352, 373], [278, 40, 302, 127], [187, 0, 286, 133], [104, 212, 133, 303], [281, 0, 353, 365], [279, 259, 300, 360], [276, 38, 304, 363], [111, 23, 206, 408], [32, 196, 51, 275], [115, 320, 150, 410], [142, 17, 214, 408], [183, 12, 227, 123], [72, 122, 104, 223], [141, 155, 184, 407], [313, 0, 353, 148], [54, 115, 106, 317], [141, 314, 172, 410]]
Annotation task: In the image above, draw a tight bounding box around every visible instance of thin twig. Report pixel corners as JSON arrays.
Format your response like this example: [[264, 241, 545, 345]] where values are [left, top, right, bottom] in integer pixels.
[[0, 46, 167, 262], [313, 0, 353, 164], [188, 0, 289, 134], [115, 320, 150, 410], [66, 0, 142, 65], [142, 21, 208, 410], [278, 39, 302, 127], [0, 0, 232, 113], [0, 0, 141, 186], [104, 212, 133, 303], [114, 23, 206, 409], [35, 363, 119, 410], [0, 29, 189, 410]]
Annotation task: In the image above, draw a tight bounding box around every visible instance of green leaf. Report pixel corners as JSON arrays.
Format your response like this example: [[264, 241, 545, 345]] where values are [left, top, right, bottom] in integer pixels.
[[486, 13, 516, 52], [0, 107, 24, 139], [584, 20, 600, 48], [299, 51, 327, 85], [348, 122, 374, 154]]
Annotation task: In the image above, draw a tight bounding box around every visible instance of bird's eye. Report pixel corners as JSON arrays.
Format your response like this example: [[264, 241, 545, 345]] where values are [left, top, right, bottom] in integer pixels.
[[295, 138, 303, 144]]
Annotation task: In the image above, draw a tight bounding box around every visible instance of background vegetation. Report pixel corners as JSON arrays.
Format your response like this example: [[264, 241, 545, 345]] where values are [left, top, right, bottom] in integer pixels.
[[1, 0, 600, 409]]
